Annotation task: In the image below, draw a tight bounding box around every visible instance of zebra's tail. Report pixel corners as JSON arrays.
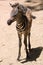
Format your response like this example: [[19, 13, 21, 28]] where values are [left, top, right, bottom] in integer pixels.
[[32, 15, 36, 19]]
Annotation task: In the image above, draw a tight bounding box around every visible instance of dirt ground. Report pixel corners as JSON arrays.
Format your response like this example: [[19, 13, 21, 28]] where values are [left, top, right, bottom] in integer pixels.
[[0, 0, 43, 65]]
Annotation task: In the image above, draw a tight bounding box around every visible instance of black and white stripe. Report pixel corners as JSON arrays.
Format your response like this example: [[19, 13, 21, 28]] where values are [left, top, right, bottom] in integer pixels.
[[16, 21, 26, 32], [16, 15, 28, 32]]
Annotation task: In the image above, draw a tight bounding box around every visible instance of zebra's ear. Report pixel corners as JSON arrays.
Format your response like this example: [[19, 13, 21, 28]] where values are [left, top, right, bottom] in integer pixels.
[[9, 3, 19, 8], [9, 3, 13, 8]]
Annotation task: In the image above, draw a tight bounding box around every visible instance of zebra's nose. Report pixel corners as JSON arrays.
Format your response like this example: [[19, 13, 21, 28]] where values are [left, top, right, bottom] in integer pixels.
[[7, 19, 12, 25]]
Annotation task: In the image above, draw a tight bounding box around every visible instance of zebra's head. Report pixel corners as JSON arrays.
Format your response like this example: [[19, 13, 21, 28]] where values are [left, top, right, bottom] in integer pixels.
[[7, 3, 27, 25]]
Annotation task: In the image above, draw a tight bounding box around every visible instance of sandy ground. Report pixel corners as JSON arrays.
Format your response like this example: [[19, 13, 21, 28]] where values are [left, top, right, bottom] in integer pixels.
[[0, 0, 43, 65]]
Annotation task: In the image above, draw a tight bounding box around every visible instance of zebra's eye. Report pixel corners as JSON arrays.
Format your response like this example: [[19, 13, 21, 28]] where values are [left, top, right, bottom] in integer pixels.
[[17, 6, 20, 9]]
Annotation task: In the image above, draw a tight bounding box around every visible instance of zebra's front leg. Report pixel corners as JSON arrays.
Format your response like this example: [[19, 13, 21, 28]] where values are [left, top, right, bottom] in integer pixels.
[[17, 33, 22, 61], [28, 33, 31, 52], [24, 34, 28, 58]]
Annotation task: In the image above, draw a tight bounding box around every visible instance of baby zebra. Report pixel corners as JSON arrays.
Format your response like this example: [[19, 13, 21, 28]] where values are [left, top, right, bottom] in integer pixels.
[[7, 3, 33, 61]]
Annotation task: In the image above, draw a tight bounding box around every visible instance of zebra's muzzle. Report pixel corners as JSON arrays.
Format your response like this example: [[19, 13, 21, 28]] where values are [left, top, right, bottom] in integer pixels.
[[7, 19, 13, 25]]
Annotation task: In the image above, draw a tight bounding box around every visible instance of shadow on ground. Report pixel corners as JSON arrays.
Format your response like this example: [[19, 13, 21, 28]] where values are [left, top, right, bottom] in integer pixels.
[[20, 47, 43, 63]]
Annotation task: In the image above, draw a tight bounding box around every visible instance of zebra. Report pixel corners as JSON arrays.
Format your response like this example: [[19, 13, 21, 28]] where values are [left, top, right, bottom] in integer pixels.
[[7, 3, 35, 61]]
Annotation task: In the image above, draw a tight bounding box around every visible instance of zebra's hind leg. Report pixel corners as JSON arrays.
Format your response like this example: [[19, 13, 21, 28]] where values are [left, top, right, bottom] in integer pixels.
[[28, 33, 31, 52], [17, 33, 22, 61], [24, 34, 29, 59]]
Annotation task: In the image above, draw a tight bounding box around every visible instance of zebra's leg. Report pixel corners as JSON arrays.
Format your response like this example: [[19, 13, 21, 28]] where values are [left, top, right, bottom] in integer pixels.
[[24, 34, 28, 58], [28, 33, 31, 51], [17, 33, 22, 61]]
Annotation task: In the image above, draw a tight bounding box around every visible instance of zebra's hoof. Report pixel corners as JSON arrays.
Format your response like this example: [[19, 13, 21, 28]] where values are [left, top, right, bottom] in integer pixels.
[[17, 58, 20, 61]]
